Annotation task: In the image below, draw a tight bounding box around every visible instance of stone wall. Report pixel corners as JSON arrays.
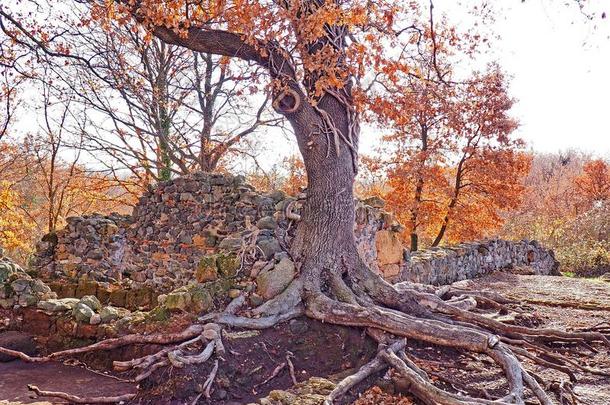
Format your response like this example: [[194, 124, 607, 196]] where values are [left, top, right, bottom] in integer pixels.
[[397, 239, 560, 285], [36, 214, 131, 282], [33, 172, 558, 291], [1, 249, 56, 310], [35, 172, 397, 291]]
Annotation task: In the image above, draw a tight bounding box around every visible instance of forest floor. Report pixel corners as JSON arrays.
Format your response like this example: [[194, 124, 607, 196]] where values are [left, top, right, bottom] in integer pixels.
[[0, 272, 609, 404]]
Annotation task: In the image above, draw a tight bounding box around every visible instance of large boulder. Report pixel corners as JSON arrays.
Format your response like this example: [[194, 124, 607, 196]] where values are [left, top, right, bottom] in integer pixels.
[[196, 253, 240, 284], [196, 256, 218, 283], [256, 258, 296, 300], [37, 298, 79, 312], [217, 254, 240, 278], [188, 286, 214, 313], [375, 230, 403, 266], [72, 302, 95, 323], [99, 306, 121, 323], [164, 291, 192, 311], [255, 377, 335, 405], [256, 216, 278, 230], [79, 295, 102, 312], [257, 238, 282, 260]]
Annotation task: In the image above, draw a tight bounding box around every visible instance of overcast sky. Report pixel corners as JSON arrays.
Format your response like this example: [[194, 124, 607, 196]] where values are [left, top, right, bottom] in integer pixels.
[[8, 1, 610, 170], [437, 0, 610, 156]]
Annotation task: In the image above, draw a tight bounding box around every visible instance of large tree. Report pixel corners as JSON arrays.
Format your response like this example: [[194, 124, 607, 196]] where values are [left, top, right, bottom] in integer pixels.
[[374, 66, 529, 251], [0, 1, 607, 404]]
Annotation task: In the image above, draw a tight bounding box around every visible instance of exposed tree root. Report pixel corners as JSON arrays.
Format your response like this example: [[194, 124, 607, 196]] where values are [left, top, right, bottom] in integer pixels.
[[27, 384, 136, 403], [113, 336, 202, 372], [2, 262, 609, 405], [255, 361, 287, 388], [298, 260, 610, 405], [203, 359, 219, 398], [0, 346, 49, 363], [115, 323, 225, 381], [324, 340, 407, 405], [214, 305, 304, 329], [286, 351, 298, 385]]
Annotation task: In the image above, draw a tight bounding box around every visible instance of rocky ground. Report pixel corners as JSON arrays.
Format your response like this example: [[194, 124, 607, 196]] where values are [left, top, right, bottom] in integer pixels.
[[1, 271, 608, 405]]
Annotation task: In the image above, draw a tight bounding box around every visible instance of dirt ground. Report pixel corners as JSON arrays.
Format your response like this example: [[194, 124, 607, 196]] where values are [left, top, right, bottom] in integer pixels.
[[447, 272, 610, 405], [133, 272, 610, 405], [0, 361, 136, 404], [1, 272, 609, 405]]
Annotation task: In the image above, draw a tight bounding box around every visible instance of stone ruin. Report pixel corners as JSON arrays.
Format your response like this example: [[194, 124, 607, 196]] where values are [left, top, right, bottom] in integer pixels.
[[402, 238, 560, 285], [33, 173, 406, 291], [0, 172, 560, 347], [33, 171, 559, 295]]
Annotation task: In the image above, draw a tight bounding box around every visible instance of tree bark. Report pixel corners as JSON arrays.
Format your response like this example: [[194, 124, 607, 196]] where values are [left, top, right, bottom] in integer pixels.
[[284, 92, 361, 301]]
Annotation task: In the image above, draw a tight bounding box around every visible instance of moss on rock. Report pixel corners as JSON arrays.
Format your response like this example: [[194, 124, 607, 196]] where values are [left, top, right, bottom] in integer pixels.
[[256, 378, 336, 405]]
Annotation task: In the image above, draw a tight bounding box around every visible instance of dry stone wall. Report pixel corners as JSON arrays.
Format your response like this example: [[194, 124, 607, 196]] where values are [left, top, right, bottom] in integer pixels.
[[1, 249, 56, 310], [33, 172, 559, 293], [398, 239, 560, 285]]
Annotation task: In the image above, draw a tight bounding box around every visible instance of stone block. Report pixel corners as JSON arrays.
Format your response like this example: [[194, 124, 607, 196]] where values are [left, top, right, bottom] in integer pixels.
[[196, 256, 218, 283], [375, 230, 403, 266], [109, 289, 127, 307], [256, 258, 296, 300]]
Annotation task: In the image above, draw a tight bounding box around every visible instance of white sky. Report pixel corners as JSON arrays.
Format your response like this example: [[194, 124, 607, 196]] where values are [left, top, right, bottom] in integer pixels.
[[433, 0, 610, 157], [8, 1, 610, 170]]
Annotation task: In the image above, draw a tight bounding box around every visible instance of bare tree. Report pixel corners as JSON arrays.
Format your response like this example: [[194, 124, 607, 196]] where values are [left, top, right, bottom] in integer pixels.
[[52, 19, 280, 184], [0, 69, 24, 141]]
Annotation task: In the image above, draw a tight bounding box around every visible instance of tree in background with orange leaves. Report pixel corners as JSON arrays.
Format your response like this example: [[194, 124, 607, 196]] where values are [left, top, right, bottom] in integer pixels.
[[0, 83, 135, 262], [574, 159, 610, 210], [364, 20, 528, 251], [246, 154, 307, 195], [0, 137, 135, 263]]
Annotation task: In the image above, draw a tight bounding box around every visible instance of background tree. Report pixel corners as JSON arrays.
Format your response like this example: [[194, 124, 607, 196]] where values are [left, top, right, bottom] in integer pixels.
[[367, 20, 526, 250], [0, 179, 35, 259], [247, 154, 307, 195], [0, 79, 133, 261], [55, 18, 281, 186], [0, 69, 23, 140], [574, 159, 610, 209], [501, 152, 610, 276]]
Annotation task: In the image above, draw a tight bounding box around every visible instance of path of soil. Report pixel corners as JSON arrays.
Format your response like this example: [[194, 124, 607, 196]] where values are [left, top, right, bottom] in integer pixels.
[[0, 361, 136, 404], [455, 272, 610, 405]]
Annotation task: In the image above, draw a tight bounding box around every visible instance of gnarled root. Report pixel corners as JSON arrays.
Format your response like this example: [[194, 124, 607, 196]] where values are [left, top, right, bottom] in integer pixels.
[[3, 258, 609, 405], [27, 384, 136, 404], [0, 324, 205, 364], [324, 340, 407, 405], [301, 260, 610, 405], [115, 322, 225, 381]]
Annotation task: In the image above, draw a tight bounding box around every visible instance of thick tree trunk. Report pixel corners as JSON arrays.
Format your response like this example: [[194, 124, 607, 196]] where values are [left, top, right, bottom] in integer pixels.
[[290, 148, 359, 292], [281, 93, 361, 301]]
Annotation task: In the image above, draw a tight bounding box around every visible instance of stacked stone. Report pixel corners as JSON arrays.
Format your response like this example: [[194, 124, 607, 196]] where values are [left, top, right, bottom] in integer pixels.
[[355, 196, 408, 279], [124, 172, 280, 288], [0, 249, 56, 309], [32, 171, 559, 296], [32, 172, 403, 291], [400, 238, 560, 285], [35, 213, 130, 282]]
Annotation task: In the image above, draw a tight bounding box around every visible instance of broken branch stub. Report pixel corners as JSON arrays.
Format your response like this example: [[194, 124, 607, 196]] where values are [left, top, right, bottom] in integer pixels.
[[272, 88, 301, 114]]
